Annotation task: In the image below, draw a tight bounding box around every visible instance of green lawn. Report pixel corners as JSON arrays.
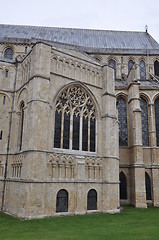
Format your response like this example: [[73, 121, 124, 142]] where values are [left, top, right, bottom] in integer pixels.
[[0, 206, 159, 240]]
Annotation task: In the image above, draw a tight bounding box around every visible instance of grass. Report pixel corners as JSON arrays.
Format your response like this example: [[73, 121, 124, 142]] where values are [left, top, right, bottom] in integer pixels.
[[0, 206, 159, 240]]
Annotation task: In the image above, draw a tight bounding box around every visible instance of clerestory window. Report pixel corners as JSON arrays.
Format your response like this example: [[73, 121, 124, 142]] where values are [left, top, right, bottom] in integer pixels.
[[140, 60, 146, 80], [108, 59, 116, 80], [4, 48, 13, 59], [54, 85, 96, 152], [128, 60, 134, 72]]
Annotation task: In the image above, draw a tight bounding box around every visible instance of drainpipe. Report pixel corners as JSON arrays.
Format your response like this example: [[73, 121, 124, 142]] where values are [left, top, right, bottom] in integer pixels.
[[1, 58, 18, 211]]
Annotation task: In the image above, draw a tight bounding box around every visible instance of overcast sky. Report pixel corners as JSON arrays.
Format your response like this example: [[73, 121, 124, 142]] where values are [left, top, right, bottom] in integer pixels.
[[0, 0, 159, 42]]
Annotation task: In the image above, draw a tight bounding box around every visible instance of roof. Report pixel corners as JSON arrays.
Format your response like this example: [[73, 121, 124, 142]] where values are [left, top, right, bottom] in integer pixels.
[[0, 24, 159, 54]]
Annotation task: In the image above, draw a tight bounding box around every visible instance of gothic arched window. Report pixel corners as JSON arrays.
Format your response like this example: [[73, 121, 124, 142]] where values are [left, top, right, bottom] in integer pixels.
[[119, 171, 127, 200], [140, 60, 146, 80], [87, 189, 97, 210], [140, 97, 149, 146], [128, 60, 134, 72], [54, 85, 96, 152], [4, 48, 13, 59], [108, 59, 116, 80], [56, 189, 68, 213], [145, 172, 152, 200], [155, 98, 159, 146], [154, 60, 159, 76], [19, 102, 25, 151], [117, 97, 128, 146]]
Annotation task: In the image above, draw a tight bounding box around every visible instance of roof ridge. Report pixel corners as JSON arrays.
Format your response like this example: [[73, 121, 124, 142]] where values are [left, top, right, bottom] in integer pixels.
[[0, 23, 146, 34]]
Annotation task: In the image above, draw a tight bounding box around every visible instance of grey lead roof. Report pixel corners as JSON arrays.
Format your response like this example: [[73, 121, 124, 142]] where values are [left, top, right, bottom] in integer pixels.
[[0, 24, 159, 54]]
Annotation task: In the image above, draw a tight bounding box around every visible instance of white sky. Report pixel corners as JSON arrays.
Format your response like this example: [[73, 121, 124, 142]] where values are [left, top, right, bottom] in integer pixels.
[[0, 0, 159, 42]]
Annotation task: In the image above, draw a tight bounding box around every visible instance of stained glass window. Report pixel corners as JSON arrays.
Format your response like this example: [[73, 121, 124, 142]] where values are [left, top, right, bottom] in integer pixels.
[[140, 60, 146, 80], [54, 85, 96, 152], [82, 116, 88, 151], [73, 113, 80, 150], [90, 118, 96, 152], [140, 98, 149, 146], [63, 112, 70, 149], [117, 97, 128, 146], [154, 60, 159, 76], [108, 59, 116, 80], [128, 60, 134, 72], [155, 98, 159, 146], [54, 111, 62, 148]]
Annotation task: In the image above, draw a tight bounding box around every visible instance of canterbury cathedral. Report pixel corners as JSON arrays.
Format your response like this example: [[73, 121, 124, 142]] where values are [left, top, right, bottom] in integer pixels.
[[0, 24, 159, 218]]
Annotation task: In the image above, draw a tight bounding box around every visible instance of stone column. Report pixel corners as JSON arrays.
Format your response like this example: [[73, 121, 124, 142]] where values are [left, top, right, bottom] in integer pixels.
[[101, 65, 119, 212], [149, 103, 159, 206], [128, 67, 147, 208]]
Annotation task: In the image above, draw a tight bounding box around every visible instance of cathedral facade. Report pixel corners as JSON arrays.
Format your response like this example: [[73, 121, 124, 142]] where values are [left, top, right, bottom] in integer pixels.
[[0, 24, 159, 218]]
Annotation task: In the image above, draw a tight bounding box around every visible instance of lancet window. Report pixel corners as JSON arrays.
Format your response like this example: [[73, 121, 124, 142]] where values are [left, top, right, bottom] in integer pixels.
[[108, 59, 116, 80], [154, 60, 159, 76], [19, 102, 25, 151], [117, 97, 128, 146], [140, 97, 149, 146], [128, 60, 134, 72], [54, 85, 96, 152], [140, 60, 146, 80], [155, 97, 159, 146]]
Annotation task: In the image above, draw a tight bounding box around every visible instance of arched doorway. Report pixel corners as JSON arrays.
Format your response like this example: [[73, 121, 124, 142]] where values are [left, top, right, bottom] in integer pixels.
[[56, 189, 68, 213], [87, 189, 97, 210]]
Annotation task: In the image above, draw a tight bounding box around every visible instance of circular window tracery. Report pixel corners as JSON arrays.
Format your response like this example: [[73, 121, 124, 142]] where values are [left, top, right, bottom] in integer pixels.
[[54, 85, 96, 152]]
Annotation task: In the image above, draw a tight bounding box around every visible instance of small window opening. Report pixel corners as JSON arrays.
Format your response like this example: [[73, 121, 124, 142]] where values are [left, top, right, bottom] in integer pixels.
[[4, 48, 13, 59], [3, 96, 6, 105], [0, 131, 3, 140], [5, 70, 8, 78], [25, 46, 27, 54]]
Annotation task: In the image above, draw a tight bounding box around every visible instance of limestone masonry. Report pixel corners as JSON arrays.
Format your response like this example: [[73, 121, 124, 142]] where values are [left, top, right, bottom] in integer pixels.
[[0, 24, 159, 218]]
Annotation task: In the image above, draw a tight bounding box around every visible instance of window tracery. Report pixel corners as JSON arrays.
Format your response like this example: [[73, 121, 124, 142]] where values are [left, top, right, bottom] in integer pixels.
[[54, 85, 96, 152]]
